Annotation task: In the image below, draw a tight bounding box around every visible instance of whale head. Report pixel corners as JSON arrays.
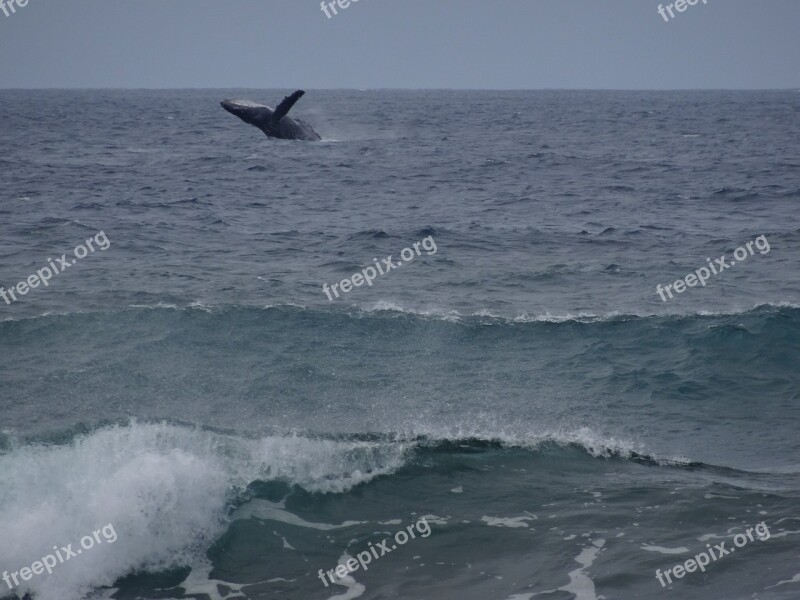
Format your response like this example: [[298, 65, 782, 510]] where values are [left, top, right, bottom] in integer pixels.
[[220, 99, 273, 128]]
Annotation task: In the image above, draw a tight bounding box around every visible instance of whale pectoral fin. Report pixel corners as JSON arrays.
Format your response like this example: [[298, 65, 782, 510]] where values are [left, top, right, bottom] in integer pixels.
[[272, 90, 305, 122]]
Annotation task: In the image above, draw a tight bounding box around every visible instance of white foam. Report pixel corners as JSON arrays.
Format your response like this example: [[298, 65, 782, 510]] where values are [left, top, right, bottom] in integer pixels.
[[775, 516, 800, 524], [698, 532, 727, 542], [234, 499, 366, 530], [530, 538, 606, 600], [359, 301, 462, 322], [0, 422, 408, 600], [640, 544, 689, 555], [418, 514, 449, 525], [766, 572, 800, 589], [481, 515, 537, 528], [172, 558, 256, 600], [326, 553, 366, 600], [767, 528, 800, 539]]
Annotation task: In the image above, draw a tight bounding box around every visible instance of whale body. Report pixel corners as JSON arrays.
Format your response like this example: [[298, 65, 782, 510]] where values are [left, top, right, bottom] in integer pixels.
[[221, 90, 321, 141]]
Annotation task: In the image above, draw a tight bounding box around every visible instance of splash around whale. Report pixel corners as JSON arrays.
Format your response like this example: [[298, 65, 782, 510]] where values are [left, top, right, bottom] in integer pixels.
[[220, 90, 321, 141]]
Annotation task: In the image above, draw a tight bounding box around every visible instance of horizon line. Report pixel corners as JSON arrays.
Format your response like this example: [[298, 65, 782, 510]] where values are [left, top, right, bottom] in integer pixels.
[[1, 87, 798, 92]]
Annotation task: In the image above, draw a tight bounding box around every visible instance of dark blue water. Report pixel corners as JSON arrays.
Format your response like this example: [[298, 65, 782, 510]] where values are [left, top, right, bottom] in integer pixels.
[[0, 90, 799, 600]]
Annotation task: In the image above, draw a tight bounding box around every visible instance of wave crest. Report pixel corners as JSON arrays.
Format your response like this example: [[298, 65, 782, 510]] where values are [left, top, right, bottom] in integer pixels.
[[0, 422, 409, 600]]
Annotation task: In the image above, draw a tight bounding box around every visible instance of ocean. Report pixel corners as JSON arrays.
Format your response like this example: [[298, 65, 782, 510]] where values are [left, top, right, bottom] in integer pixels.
[[0, 89, 798, 600]]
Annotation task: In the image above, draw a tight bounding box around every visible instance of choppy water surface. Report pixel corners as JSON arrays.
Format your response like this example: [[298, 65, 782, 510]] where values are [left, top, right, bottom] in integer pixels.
[[1, 90, 799, 600]]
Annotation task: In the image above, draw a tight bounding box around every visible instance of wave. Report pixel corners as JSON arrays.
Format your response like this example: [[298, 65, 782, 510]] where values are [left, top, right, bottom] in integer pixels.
[[0, 420, 771, 600], [0, 422, 410, 600], [2, 300, 798, 325], [354, 300, 800, 324]]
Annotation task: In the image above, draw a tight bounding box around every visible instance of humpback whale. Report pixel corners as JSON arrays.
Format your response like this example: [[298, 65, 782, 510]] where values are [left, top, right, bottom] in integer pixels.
[[220, 90, 321, 141]]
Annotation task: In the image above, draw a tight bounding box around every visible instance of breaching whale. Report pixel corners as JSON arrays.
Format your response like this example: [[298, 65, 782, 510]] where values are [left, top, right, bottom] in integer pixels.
[[221, 90, 321, 141]]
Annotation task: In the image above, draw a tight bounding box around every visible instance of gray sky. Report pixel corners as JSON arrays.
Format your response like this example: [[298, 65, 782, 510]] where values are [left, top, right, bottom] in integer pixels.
[[0, 0, 798, 89]]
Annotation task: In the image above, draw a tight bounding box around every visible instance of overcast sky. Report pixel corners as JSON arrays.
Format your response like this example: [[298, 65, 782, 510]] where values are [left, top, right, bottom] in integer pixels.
[[0, 0, 798, 89]]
